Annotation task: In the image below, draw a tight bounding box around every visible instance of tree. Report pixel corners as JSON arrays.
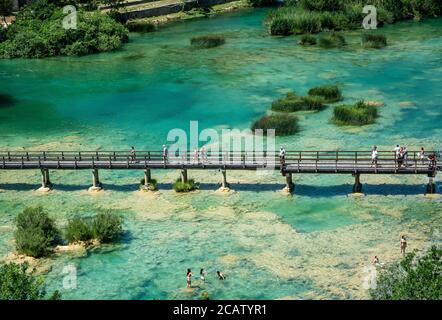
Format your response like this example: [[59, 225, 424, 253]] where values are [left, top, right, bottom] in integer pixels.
[[370, 246, 442, 300], [14, 206, 60, 258], [0, 0, 13, 26], [0, 262, 61, 300]]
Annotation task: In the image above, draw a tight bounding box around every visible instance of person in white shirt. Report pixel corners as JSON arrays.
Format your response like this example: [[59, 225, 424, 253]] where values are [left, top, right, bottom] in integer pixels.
[[279, 146, 286, 164], [371, 145, 379, 167], [162, 145, 168, 163], [393, 144, 400, 158]]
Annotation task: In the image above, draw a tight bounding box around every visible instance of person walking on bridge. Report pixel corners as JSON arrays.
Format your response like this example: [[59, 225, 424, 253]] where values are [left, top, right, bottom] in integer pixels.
[[162, 145, 168, 164], [129, 146, 136, 163], [371, 145, 378, 168], [279, 146, 286, 169]]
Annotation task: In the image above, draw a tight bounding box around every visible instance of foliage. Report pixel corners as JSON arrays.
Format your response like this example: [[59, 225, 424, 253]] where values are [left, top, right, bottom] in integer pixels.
[[0, 0, 129, 58], [91, 212, 123, 243], [370, 246, 442, 300], [308, 84, 342, 102], [267, 0, 442, 36], [271, 92, 325, 112], [251, 114, 299, 136], [299, 34, 317, 45], [14, 206, 59, 258], [333, 100, 378, 125], [65, 216, 94, 243], [248, 0, 278, 7], [0, 0, 12, 24], [318, 32, 346, 48], [190, 34, 225, 49], [173, 179, 199, 193], [362, 33, 387, 49], [0, 262, 46, 300]]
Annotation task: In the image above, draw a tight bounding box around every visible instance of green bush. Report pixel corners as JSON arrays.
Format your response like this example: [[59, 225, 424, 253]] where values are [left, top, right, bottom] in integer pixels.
[[269, 16, 295, 36], [173, 179, 199, 193], [64, 216, 94, 243], [299, 34, 317, 46], [251, 114, 299, 136], [140, 178, 158, 191], [308, 84, 342, 102], [333, 100, 378, 126], [0, 0, 129, 58], [91, 212, 123, 243], [318, 32, 346, 48], [362, 33, 387, 49], [370, 246, 442, 300], [14, 206, 59, 258], [190, 35, 225, 49], [0, 262, 50, 300], [271, 92, 325, 112], [126, 20, 156, 33], [299, 0, 345, 12]]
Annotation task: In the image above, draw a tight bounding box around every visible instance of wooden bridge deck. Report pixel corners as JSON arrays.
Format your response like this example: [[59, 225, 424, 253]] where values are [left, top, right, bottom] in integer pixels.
[[0, 150, 438, 176]]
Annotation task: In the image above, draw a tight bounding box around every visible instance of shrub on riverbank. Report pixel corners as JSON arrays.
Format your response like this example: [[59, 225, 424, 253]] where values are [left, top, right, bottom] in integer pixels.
[[267, 0, 442, 36], [0, 0, 129, 58], [251, 114, 299, 136], [370, 246, 442, 300], [308, 85, 342, 103], [14, 206, 60, 258], [190, 35, 225, 49], [318, 32, 346, 48], [299, 34, 317, 46], [362, 33, 387, 49], [65, 212, 123, 244], [333, 100, 378, 125], [173, 179, 199, 193], [271, 92, 325, 112], [0, 262, 61, 300]]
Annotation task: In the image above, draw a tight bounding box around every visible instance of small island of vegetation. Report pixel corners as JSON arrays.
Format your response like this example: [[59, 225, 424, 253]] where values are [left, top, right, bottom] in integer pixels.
[[190, 34, 226, 49], [173, 179, 199, 192], [333, 100, 378, 126], [251, 114, 299, 136], [271, 92, 325, 112]]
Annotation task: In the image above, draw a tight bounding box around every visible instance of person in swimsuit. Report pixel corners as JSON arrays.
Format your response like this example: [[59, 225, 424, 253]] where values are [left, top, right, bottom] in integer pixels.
[[186, 269, 192, 288], [372, 256, 380, 265], [200, 268, 206, 283], [400, 235, 407, 255]]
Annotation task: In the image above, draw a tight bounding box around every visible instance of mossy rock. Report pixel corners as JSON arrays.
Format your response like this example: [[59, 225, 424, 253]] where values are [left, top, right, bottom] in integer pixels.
[[362, 33, 387, 49], [190, 35, 225, 49]]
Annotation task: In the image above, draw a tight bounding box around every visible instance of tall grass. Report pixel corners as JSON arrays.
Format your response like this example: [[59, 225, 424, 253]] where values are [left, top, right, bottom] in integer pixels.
[[173, 179, 199, 193], [318, 32, 346, 48], [271, 92, 325, 112], [308, 85, 343, 103], [251, 114, 299, 136], [333, 101, 378, 125], [362, 33, 387, 49]]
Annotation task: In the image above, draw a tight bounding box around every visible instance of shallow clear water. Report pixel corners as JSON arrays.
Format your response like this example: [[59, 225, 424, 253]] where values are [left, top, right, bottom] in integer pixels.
[[0, 8, 441, 299]]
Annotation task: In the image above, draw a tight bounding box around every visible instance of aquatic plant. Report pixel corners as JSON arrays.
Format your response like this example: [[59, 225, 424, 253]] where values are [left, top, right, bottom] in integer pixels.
[[333, 100, 378, 126], [0, 0, 129, 58], [271, 92, 325, 112], [308, 85, 342, 103], [14, 206, 60, 258], [0, 262, 61, 300], [173, 179, 199, 193], [299, 34, 317, 46], [190, 35, 225, 49], [318, 32, 346, 48], [370, 246, 442, 300], [126, 20, 156, 33], [91, 212, 123, 243], [251, 114, 299, 136], [362, 33, 387, 49], [65, 216, 94, 243], [140, 178, 158, 191]]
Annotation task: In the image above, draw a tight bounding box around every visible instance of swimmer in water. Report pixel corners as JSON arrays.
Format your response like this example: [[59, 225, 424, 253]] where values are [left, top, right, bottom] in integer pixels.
[[200, 268, 206, 282], [186, 269, 192, 288]]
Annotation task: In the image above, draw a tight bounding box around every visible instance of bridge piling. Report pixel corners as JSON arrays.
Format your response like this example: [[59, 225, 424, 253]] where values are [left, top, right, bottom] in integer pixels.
[[426, 175, 437, 194], [352, 173, 362, 193], [180, 169, 188, 184], [221, 169, 228, 189], [89, 169, 102, 192], [38, 168, 52, 192], [284, 173, 294, 193], [143, 169, 152, 185]]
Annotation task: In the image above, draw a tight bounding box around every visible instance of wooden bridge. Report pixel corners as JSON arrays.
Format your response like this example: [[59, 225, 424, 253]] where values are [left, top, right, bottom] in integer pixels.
[[0, 150, 438, 194]]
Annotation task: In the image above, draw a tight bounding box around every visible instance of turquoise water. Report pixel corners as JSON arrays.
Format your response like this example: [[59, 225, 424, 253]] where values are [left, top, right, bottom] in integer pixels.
[[0, 8, 442, 299]]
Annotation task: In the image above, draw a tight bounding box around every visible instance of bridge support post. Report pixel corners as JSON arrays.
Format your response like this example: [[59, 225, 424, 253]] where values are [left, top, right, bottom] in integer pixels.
[[425, 175, 437, 195], [38, 168, 52, 192], [89, 169, 102, 192], [142, 169, 156, 191], [218, 169, 230, 192], [283, 173, 294, 193], [352, 173, 362, 193], [180, 169, 188, 184]]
